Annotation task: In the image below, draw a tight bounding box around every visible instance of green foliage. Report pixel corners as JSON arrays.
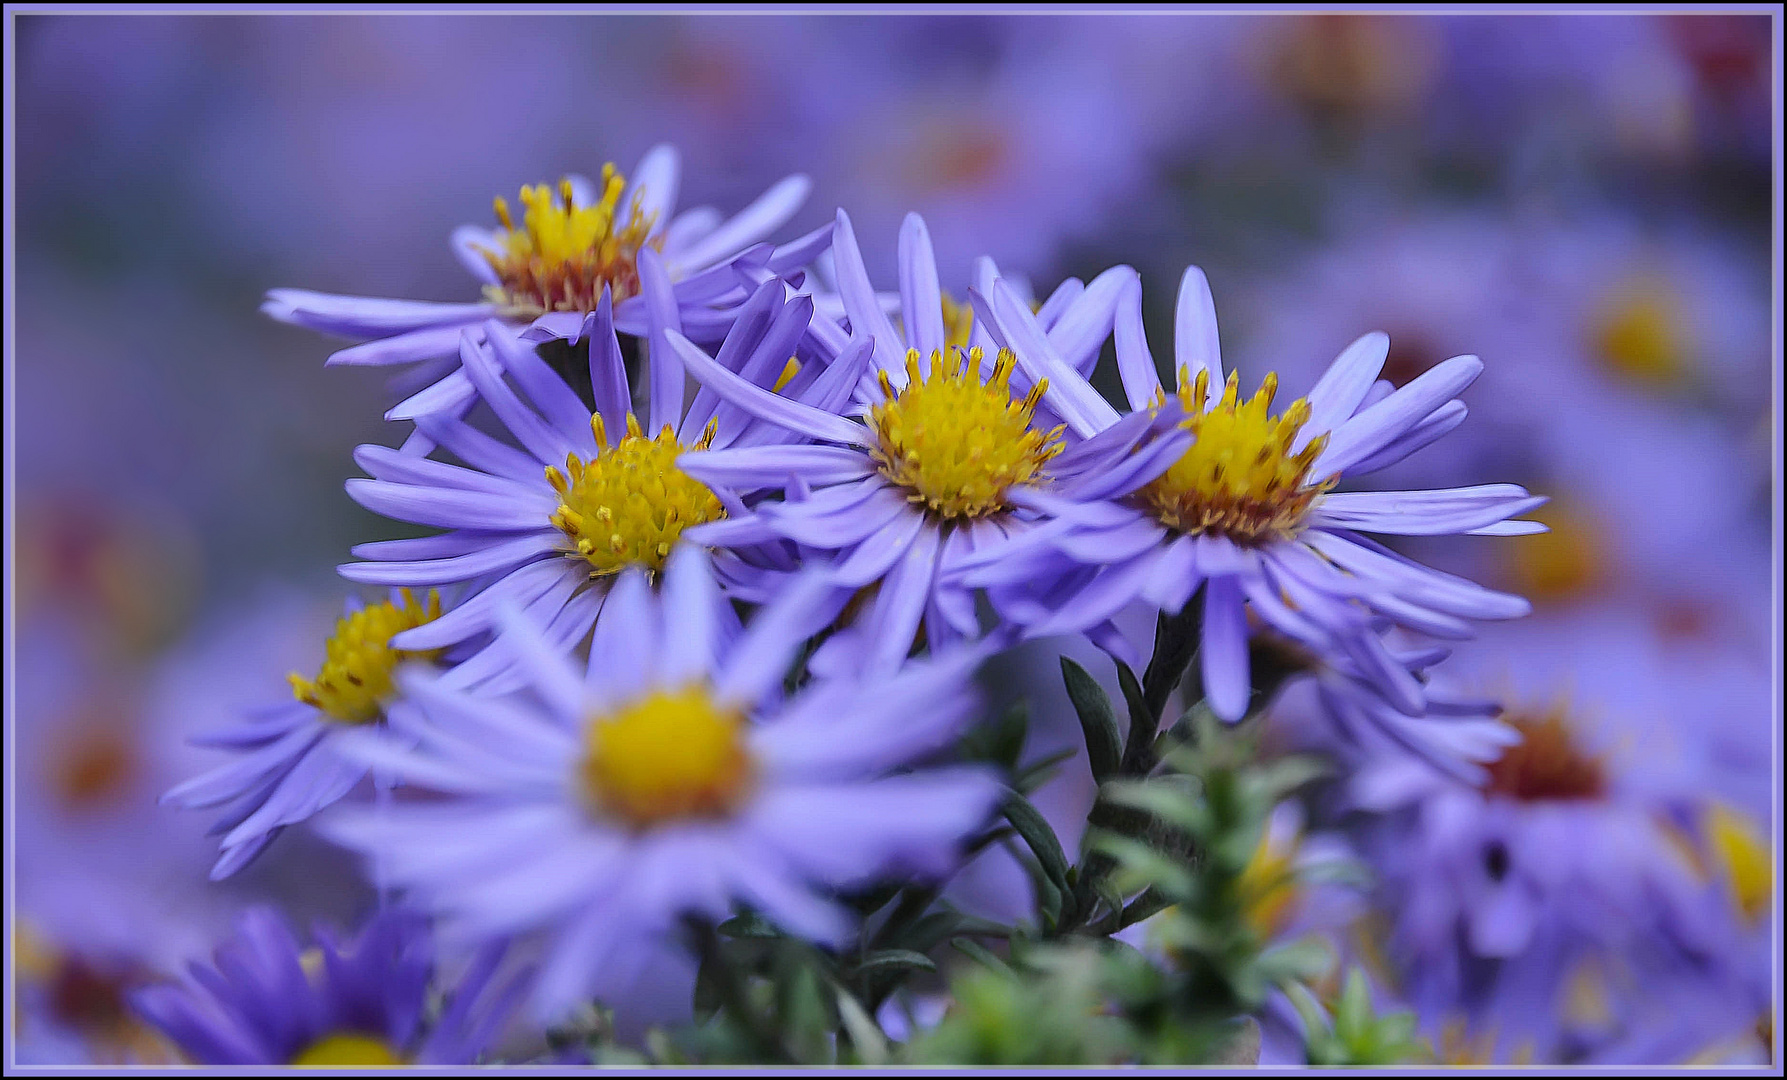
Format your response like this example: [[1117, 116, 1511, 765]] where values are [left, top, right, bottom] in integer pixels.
[[647, 617, 1346, 1068], [1288, 969, 1431, 1067], [902, 944, 1136, 1065]]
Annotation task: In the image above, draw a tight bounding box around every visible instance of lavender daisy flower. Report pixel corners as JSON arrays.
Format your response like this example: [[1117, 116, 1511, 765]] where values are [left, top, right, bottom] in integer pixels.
[[131, 906, 522, 1066], [958, 266, 1543, 721], [263, 143, 829, 427], [672, 212, 1167, 674], [162, 588, 448, 879], [341, 273, 871, 690], [321, 548, 1001, 1023]]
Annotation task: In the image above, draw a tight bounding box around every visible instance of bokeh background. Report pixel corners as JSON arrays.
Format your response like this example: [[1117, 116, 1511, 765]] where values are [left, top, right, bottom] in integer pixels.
[[10, 12, 1777, 1065]]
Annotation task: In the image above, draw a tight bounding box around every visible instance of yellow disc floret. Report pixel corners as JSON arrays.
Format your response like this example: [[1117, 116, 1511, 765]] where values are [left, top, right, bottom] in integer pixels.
[[1236, 819, 1302, 942], [1136, 368, 1335, 545], [1705, 804, 1770, 925], [1593, 281, 1687, 387], [288, 590, 443, 725], [480, 164, 660, 316], [938, 290, 975, 353], [290, 1033, 405, 1067], [869, 346, 1063, 521], [580, 684, 754, 829], [547, 413, 725, 577], [1503, 498, 1605, 604]]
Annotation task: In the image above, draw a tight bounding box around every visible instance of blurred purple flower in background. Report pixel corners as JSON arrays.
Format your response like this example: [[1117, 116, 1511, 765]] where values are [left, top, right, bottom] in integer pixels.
[[131, 906, 523, 1065]]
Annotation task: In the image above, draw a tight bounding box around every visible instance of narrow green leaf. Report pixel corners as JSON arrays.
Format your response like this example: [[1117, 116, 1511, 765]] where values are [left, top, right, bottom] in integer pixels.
[[1000, 788, 1072, 893], [1099, 777, 1207, 834], [834, 986, 889, 1066], [949, 936, 1013, 976], [1060, 656, 1122, 782], [1257, 936, 1338, 988], [1335, 967, 1373, 1038], [1115, 660, 1153, 769], [716, 911, 780, 939], [854, 948, 939, 977]]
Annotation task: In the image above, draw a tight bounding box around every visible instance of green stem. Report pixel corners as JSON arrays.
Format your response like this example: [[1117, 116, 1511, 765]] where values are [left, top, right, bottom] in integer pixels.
[[688, 918, 791, 1064]]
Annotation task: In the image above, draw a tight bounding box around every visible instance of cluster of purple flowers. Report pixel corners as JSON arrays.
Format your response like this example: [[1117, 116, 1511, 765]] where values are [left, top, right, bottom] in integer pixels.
[[136, 139, 1578, 1063]]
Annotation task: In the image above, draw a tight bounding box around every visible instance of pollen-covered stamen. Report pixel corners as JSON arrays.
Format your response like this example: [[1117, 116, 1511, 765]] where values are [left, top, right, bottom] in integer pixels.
[[546, 413, 724, 577], [1481, 704, 1607, 802], [1136, 367, 1336, 545], [938, 290, 975, 352], [580, 684, 755, 829], [869, 346, 1064, 521], [480, 164, 660, 316], [288, 590, 444, 725]]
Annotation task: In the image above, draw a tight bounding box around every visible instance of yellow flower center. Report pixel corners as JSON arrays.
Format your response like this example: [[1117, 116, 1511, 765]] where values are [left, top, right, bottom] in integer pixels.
[[290, 1033, 405, 1067], [480, 165, 660, 317], [1481, 704, 1607, 803], [1136, 368, 1335, 545], [1502, 499, 1606, 604], [1593, 281, 1687, 387], [288, 590, 444, 724], [546, 413, 724, 577], [1237, 824, 1302, 941], [580, 684, 755, 829], [869, 346, 1063, 521], [1705, 804, 1770, 926]]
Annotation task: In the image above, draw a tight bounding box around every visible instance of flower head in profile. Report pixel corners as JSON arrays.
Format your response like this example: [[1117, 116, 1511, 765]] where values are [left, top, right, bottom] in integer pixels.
[[958, 266, 1543, 722], [341, 276, 872, 692], [322, 549, 1000, 1022], [161, 588, 448, 879], [1264, 631, 1520, 784], [262, 144, 829, 431], [130, 907, 521, 1066]]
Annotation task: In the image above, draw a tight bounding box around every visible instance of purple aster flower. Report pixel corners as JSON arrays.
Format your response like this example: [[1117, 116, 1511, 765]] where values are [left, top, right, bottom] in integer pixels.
[[131, 906, 523, 1066], [957, 265, 1543, 722], [162, 588, 451, 879], [340, 273, 871, 690], [320, 548, 1001, 1023], [673, 211, 1170, 675], [262, 143, 829, 431], [1344, 618, 1755, 1064]]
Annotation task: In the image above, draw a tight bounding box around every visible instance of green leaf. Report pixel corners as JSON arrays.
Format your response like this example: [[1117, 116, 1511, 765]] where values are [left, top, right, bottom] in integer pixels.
[[1334, 967, 1373, 1041], [1256, 936, 1338, 987], [1000, 788, 1072, 895], [1249, 755, 1329, 801], [1013, 746, 1076, 794], [1098, 777, 1207, 834], [961, 699, 1029, 769], [1115, 659, 1153, 767], [854, 948, 939, 978], [949, 936, 1013, 976], [716, 911, 781, 939], [776, 959, 833, 1064], [834, 986, 889, 1066], [1092, 875, 1128, 927], [1087, 831, 1196, 898], [1060, 656, 1122, 782]]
